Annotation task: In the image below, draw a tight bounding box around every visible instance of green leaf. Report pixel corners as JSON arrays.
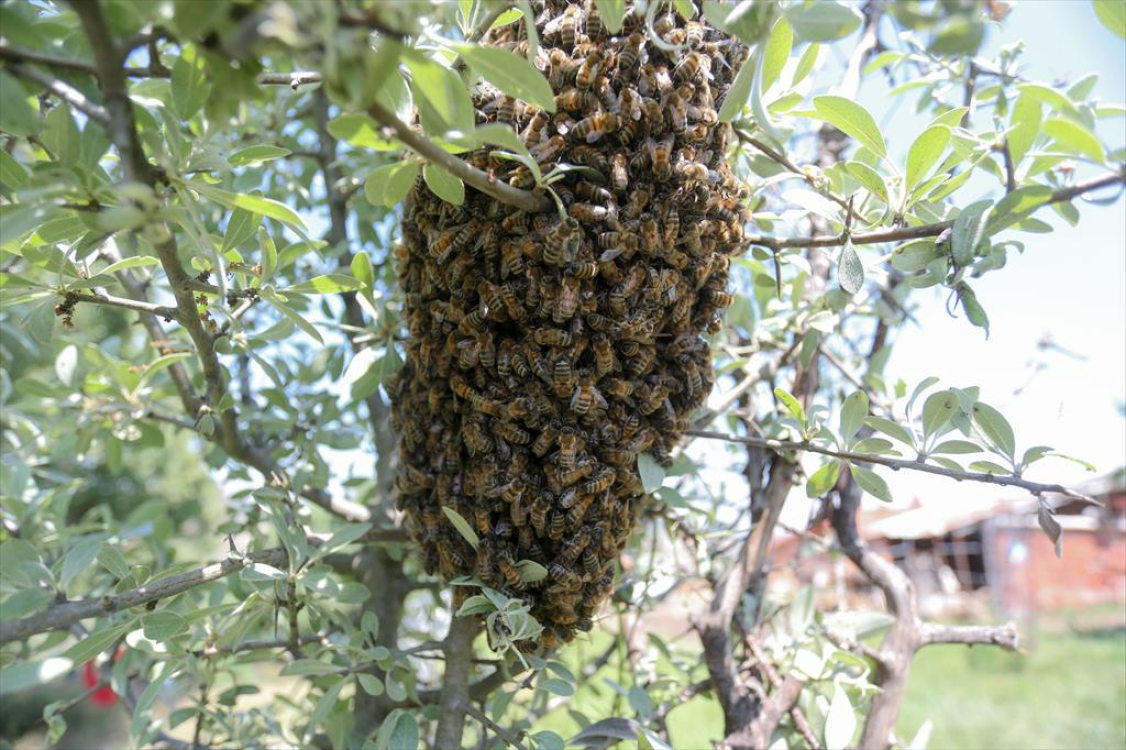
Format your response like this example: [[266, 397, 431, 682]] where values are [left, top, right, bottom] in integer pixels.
[[787, 0, 862, 41], [1094, 0, 1126, 39], [1008, 95, 1042, 166], [825, 683, 857, 750], [422, 163, 465, 205], [850, 463, 892, 502], [864, 417, 914, 447], [262, 296, 323, 344], [845, 161, 888, 202], [358, 673, 384, 696], [142, 610, 188, 640], [969, 460, 1011, 475], [987, 185, 1053, 234], [55, 344, 78, 387], [186, 180, 308, 233], [1043, 118, 1106, 164], [837, 242, 864, 294], [791, 42, 821, 87], [814, 96, 887, 159], [171, 44, 210, 120], [389, 711, 419, 750], [455, 43, 556, 113], [638, 453, 666, 493], [542, 678, 574, 696], [972, 402, 1016, 459], [951, 200, 992, 266], [921, 390, 958, 438], [317, 522, 373, 556], [0, 657, 73, 696], [43, 105, 81, 167], [0, 71, 37, 136], [774, 387, 807, 424], [365, 160, 420, 207], [221, 207, 261, 252], [0, 148, 29, 189], [905, 126, 951, 195], [97, 543, 130, 578], [258, 228, 277, 284], [761, 17, 793, 93], [718, 52, 755, 123], [60, 537, 100, 587], [62, 621, 135, 666], [806, 460, 841, 497], [959, 286, 990, 335], [282, 274, 363, 295], [405, 51, 475, 133], [517, 559, 549, 583], [931, 440, 982, 455], [326, 113, 397, 151], [838, 390, 869, 445], [305, 677, 346, 741], [228, 145, 292, 167], [597, 0, 627, 33], [853, 437, 893, 454], [890, 239, 938, 273], [442, 506, 479, 548]]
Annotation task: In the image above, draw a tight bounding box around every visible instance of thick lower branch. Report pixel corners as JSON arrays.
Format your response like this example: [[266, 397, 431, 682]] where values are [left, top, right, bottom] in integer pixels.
[[434, 616, 479, 750]]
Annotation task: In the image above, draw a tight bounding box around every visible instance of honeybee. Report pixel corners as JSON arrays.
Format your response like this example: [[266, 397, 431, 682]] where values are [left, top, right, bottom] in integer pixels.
[[462, 416, 494, 455], [552, 354, 576, 397], [553, 275, 580, 323], [686, 20, 706, 48], [602, 377, 635, 399], [521, 109, 550, 146], [532, 421, 560, 458], [582, 547, 602, 579], [456, 337, 480, 370], [548, 562, 582, 590], [556, 88, 596, 113], [572, 379, 607, 416], [575, 50, 602, 90], [617, 32, 643, 78], [585, 0, 603, 37], [437, 544, 468, 579], [548, 48, 577, 88], [558, 532, 590, 566], [568, 145, 609, 173], [500, 240, 526, 279], [531, 134, 566, 164], [544, 218, 581, 266], [571, 112, 619, 143], [556, 426, 581, 469], [548, 510, 567, 540], [496, 546, 523, 588], [667, 91, 688, 134], [704, 287, 734, 308], [566, 492, 596, 528], [592, 334, 615, 377], [494, 421, 532, 445], [560, 4, 583, 50], [610, 152, 629, 191], [495, 94, 516, 123], [673, 51, 705, 85], [567, 259, 599, 279], [534, 327, 573, 348], [530, 493, 551, 535], [458, 304, 488, 334], [582, 466, 615, 495], [569, 202, 610, 223], [650, 135, 674, 181], [639, 215, 661, 254]]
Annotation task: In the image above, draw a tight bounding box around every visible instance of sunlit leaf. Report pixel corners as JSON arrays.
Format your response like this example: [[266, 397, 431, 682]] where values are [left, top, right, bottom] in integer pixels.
[[814, 96, 887, 159]]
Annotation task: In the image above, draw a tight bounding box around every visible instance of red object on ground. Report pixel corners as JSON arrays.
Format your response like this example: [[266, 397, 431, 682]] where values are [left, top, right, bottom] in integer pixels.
[[82, 661, 117, 706]]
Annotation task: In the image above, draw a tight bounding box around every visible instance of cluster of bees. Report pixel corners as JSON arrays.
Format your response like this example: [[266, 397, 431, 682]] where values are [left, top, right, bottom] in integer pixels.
[[391, 0, 750, 649]]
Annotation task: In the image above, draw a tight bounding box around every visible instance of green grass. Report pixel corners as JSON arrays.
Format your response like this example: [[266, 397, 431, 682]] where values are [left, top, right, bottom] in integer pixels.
[[530, 621, 1125, 750], [899, 626, 1126, 750]]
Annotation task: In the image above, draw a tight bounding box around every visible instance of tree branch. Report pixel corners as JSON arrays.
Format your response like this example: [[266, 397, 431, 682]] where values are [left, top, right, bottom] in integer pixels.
[[744, 171, 1125, 251], [684, 429, 1097, 503], [0, 548, 287, 645], [463, 702, 529, 750], [366, 99, 551, 212], [70, 290, 180, 320], [919, 622, 1019, 650], [434, 615, 479, 750], [4, 63, 109, 125]]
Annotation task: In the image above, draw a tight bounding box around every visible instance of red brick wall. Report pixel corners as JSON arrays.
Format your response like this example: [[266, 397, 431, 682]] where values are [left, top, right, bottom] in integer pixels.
[[990, 524, 1126, 610]]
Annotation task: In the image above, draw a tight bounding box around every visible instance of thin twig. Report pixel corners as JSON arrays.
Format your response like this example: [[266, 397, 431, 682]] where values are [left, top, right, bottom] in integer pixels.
[[684, 429, 1097, 503], [70, 290, 180, 320], [366, 99, 551, 212], [5, 63, 109, 124], [463, 702, 530, 750], [745, 172, 1125, 250]]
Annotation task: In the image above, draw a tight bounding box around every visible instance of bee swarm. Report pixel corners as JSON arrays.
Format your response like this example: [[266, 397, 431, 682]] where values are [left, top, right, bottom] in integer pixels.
[[392, 0, 750, 649]]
